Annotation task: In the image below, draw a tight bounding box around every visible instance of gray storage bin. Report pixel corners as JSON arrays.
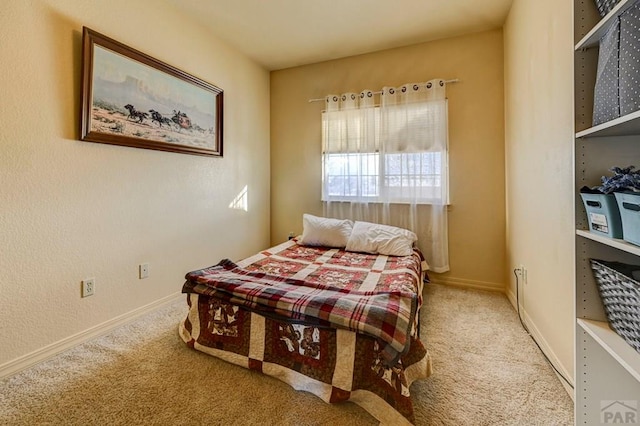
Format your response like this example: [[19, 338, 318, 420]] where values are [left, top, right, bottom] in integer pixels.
[[615, 192, 640, 245], [619, 1, 640, 116], [593, 18, 621, 126], [581, 192, 623, 238], [595, 0, 622, 17]]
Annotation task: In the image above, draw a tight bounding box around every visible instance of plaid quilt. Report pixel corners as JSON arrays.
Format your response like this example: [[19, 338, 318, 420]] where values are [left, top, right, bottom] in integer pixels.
[[183, 258, 417, 366], [180, 239, 430, 424]]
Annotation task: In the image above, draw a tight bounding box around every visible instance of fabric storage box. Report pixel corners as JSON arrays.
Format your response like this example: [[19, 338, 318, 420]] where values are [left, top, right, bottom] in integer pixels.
[[615, 192, 640, 245], [593, 1, 640, 126], [589, 259, 640, 354], [619, 1, 640, 116], [580, 192, 623, 238], [594, 0, 622, 16], [593, 17, 621, 126]]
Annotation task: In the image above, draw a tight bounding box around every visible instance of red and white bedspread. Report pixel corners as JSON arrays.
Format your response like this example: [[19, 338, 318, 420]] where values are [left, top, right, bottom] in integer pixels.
[[179, 239, 432, 425]]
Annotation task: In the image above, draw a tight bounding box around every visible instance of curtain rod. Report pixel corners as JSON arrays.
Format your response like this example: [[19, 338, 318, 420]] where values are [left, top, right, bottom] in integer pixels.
[[307, 79, 460, 103]]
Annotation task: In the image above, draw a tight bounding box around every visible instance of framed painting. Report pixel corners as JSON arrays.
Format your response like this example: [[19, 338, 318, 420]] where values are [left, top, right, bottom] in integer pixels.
[[80, 27, 223, 157]]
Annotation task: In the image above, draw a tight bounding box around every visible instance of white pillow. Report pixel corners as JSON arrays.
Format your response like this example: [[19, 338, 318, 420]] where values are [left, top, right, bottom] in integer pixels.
[[346, 221, 417, 256], [299, 214, 354, 248]]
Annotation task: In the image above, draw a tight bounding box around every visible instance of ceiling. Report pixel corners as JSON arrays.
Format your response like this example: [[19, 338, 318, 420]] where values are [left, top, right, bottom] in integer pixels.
[[166, 0, 514, 71]]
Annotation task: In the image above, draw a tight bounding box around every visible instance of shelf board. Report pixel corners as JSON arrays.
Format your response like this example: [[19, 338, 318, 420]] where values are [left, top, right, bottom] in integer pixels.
[[578, 318, 640, 383], [576, 109, 640, 138], [576, 229, 640, 256], [575, 0, 636, 50]]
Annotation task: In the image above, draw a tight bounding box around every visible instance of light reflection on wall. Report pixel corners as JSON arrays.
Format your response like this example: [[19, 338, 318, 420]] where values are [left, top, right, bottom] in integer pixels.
[[229, 185, 248, 211]]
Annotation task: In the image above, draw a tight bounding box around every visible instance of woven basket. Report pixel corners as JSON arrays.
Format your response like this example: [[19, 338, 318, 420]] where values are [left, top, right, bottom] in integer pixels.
[[590, 259, 640, 353], [594, 0, 622, 16]]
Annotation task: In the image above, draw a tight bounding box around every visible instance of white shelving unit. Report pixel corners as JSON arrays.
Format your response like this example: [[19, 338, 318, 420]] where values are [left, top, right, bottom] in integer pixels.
[[576, 109, 640, 138], [578, 319, 640, 383], [575, 0, 636, 48], [575, 0, 640, 423], [576, 229, 640, 257]]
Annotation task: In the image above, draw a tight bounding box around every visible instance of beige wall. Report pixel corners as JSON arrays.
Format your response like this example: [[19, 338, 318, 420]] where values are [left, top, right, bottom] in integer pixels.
[[504, 0, 574, 382], [0, 1, 270, 367], [271, 30, 506, 290]]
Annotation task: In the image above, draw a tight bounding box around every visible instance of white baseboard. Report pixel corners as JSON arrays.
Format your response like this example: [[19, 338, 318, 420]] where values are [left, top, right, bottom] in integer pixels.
[[428, 275, 504, 292], [0, 292, 183, 379], [506, 287, 517, 308], [505, 288, 575, 401]]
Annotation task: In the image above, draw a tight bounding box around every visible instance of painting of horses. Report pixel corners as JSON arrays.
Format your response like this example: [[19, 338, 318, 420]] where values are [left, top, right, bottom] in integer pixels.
[[81, 27, 223, 157]]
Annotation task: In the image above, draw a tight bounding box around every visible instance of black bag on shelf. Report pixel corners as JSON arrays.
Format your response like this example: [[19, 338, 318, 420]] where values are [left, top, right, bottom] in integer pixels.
[[619, 2, 640, 116], [595, 0, 622, 17], [593, 19, 621, 126]]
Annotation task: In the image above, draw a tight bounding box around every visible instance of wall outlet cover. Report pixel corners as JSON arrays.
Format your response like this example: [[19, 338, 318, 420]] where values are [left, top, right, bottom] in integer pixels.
[[82, 278, 95, 297]]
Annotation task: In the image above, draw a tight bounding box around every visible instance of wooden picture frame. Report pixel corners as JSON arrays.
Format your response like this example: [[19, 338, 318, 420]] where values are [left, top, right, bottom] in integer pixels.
[[80, 27, 223, 157]]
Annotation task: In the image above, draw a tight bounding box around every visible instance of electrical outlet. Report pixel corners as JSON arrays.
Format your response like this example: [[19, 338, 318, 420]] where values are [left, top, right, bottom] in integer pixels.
[[517, 264, 528, 285], [139, 263, 149, 279], [82, 278, 95, 297]]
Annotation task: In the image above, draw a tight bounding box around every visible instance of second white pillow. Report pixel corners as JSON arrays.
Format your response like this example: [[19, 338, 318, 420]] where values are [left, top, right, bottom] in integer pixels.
[[346, 221, 417, 256]]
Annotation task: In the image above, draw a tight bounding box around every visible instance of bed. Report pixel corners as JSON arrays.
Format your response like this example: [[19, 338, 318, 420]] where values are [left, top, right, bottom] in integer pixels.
[[179, 226, 432, 425]]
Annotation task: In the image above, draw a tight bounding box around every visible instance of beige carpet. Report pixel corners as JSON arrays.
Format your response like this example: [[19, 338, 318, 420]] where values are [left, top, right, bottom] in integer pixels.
[[0, 284, 574, 425]]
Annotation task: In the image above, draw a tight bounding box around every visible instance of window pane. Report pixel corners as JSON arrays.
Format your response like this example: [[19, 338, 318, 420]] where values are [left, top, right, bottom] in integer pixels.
[[382, 152, 442, 203], [323, 153, 380, 198]]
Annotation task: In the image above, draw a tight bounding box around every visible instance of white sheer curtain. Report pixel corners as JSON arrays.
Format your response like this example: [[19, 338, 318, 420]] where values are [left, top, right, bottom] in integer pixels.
[[322, 79, 449, 272]]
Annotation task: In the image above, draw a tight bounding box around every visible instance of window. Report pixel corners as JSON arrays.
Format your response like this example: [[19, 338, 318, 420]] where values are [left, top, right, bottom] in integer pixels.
[[322, 104, 447, 204], [321, 80, 450, 273]]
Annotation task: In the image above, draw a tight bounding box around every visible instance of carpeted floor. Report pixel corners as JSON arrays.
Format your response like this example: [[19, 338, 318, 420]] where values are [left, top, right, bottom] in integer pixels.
[[0, 284, 574, 425]]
